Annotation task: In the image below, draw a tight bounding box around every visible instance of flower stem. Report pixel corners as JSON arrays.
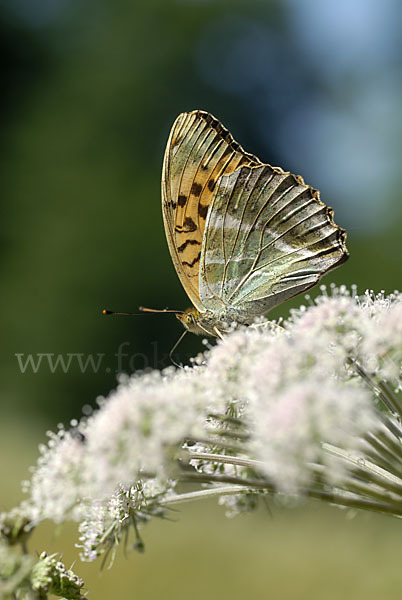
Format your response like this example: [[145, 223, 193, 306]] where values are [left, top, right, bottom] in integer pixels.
[[184, 450, 264, 470], [351, 359, 402, 419], [161, 485, 254, 506], [207, 413, 245, 427], [185, 436, 247, 454], [181, 470, 402, 516]]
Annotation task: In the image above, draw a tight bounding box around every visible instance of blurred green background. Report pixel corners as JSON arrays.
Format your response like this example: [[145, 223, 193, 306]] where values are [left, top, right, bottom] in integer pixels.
[[1, 0, 402, 597]]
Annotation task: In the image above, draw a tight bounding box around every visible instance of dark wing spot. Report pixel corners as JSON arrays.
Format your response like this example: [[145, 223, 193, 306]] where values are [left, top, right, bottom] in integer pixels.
[[178, 194, 187, 207], [207, 179, 215, 191], [312, 247, 339, 260], [191, 182, 203, 196], [219, 147, 233, 162], [215, 123, 225, 136], [182, 252, 201, 268], [177, 239, 201, 253], [203, 113, 214, 126], [198, 203, 209, 219], [182, 217, 197, 232]]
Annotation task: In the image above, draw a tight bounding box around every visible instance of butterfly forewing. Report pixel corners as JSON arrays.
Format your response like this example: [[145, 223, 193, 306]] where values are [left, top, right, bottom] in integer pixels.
[[199, 164, 348, 317], [161, 110, 261, 310]]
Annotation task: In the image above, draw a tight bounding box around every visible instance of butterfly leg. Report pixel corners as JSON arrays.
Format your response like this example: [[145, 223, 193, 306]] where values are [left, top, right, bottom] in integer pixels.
[[249, 320, 284, 332], [213, 326, 224, 340], [169, 330, 187, 368]]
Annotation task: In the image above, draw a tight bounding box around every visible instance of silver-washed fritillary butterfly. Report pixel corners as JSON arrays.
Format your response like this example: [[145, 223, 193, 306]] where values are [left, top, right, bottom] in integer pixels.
[[161, 110, 349, 338]]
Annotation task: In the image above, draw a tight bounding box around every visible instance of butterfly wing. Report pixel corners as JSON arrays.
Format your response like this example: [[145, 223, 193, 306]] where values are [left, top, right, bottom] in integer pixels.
[[199, 164, 348, 318], [161, 110, 261, 311]]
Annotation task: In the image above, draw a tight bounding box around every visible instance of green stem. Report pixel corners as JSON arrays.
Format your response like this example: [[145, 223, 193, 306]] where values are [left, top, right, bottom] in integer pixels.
[[161, 485, 255, 506], [351, 359, 402, 419], [380, 414, 402, 441], [364, 433, 402, 480], [207, 413, 244, 427], [322, 443, 402, 494], [361, 443, 402, 480], [181, 471, 402, 516], [185, 436, 246, 454], [307, 488, 402, 516], [184, 450, 264, 470], [345, 478, 402, 509], [377, 379, 402, 420], [309, 462, 402, 509], [205, 428, 250, 441], [181, 471, 275, 492]]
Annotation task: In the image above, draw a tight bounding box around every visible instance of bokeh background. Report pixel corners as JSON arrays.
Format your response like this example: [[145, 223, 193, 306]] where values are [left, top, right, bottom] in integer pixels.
[[1, 0, 402, 598]]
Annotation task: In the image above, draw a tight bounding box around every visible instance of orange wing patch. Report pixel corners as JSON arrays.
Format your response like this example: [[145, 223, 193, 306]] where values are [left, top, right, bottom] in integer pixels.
[[162, 110, 262, 310]]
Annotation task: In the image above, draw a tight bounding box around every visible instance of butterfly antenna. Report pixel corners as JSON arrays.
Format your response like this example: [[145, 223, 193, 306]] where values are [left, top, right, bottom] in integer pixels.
[[102, 309, 142, 316], [139, 306, 184, 315], [169, 330, 187, 368]]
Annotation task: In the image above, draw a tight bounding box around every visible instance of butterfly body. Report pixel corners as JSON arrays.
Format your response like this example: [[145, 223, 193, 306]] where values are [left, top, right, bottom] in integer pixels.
[[162, 110, 349, 337], [176, 306, 253, 337]]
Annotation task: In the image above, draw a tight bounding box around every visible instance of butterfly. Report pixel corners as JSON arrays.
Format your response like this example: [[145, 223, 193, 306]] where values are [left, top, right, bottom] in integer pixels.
[[161, 110, 349, 339]]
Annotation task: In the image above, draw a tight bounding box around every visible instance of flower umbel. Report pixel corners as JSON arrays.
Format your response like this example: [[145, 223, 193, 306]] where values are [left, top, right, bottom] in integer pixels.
[[10, 286, 402, 564]]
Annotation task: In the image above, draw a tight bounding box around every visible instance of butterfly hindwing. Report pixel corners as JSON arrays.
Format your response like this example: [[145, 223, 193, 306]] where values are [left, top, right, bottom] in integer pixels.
[[199, 164, 348, 317], [161, 110, 261, 310]]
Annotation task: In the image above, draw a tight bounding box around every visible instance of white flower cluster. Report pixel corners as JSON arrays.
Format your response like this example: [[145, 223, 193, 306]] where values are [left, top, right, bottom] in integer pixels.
[[25, 368, 211, 524], [22, 286, 402, 561], [25, 429, 86, 524], [31, 552, 84, 599], [0, 544, 84, 600], [77, 480, 169, 561], [81, 368, 208, 498], [357, 290, 402, 387]]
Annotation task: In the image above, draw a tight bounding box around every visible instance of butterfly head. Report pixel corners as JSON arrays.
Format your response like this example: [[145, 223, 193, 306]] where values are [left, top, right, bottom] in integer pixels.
[[176, 307, 207, 335]]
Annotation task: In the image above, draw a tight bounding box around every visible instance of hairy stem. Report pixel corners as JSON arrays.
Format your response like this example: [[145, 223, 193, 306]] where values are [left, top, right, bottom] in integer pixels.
[[180, 471, 402, 516]]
